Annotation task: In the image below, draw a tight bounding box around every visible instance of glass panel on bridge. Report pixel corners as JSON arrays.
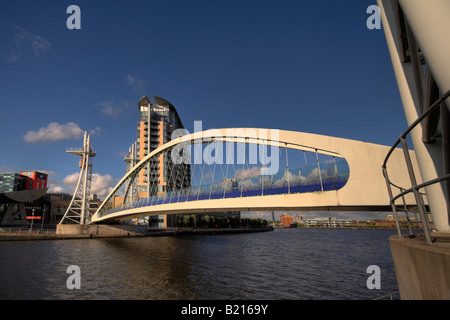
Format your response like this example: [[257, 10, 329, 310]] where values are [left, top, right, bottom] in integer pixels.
[[99, 141, 350, 217]]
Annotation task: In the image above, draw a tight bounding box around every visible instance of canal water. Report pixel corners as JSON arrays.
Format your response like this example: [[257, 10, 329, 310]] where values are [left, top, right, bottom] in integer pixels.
[[0, 228, 399, 300]]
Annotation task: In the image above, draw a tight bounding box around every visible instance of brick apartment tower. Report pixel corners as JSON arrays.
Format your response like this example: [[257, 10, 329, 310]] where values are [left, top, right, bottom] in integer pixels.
[[125, 96, 190, 228]]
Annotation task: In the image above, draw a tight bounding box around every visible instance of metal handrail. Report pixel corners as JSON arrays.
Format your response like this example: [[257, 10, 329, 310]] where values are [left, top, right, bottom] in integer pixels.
[[373, 291, 400, 300], [382, 90, 450, 244], [382, 90, 450, 169], [390, 174, 450, 204], [0, 228, 57, 235]]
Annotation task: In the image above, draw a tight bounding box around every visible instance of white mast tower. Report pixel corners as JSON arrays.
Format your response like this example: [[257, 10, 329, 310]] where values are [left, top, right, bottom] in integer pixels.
[[59, 131, 96, 225]]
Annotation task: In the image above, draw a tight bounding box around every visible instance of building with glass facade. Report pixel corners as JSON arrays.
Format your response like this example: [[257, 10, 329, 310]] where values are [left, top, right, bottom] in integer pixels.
[[124, 96, 190, 228], [0, 173, 28, 193], [0, 171, 48, 193]]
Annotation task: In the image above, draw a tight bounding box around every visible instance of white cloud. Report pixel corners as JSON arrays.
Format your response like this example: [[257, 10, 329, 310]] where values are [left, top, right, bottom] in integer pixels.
[[62, 172, 116, 198], [31, 35, 51, 57], [100, 101, 126, 117], [13, 26, 32, 46], [89, 127, 102, 135], [11, 26, 51, 61], [91, 173, 115, 198], [23, 122, 84, 143], [126, 74, 146, 91], [45, 172, 66, 193], [62, 172, 80, 190], [126, 74, 136, 86], [235, 166, 260, 179], [47, 184, 66, 193]]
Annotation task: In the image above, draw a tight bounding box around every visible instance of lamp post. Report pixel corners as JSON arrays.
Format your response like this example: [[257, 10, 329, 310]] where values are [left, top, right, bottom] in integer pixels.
[[40, 207, 44, 234], [29, 208, 35, 234]]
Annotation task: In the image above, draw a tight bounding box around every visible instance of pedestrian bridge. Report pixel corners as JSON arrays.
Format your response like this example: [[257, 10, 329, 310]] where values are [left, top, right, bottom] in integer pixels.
[[91, 128, 422, 224]]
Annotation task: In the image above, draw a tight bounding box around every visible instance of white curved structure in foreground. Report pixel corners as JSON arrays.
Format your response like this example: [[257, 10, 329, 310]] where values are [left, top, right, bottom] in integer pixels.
[[378, 0, 450, 234]]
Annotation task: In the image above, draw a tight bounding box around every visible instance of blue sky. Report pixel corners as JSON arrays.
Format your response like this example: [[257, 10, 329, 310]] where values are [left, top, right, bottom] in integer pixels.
[[0, 1, 407, 215]]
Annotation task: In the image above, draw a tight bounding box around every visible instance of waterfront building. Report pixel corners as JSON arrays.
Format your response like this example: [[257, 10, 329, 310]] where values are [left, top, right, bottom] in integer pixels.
[[305, 217, 353, 227], [20, 171, 48, 190], [337, 219, 353, 227], [0, 189, 48, 225], [0, 171, 48, 193], [48, 194, 72, 224], [306, 217, 329, 227], [124, 96, 190, 228], [279, 213, 293, 227], [372, 219, 396, 228], [0, 171, 49, 225], [0, 173, 28, 193], [45, 192, 102, 224], [0, 172, 48, 225]]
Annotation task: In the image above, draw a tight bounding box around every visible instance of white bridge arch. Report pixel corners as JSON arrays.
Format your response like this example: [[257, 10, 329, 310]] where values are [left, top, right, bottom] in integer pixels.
[[91, 128, 422, 224]]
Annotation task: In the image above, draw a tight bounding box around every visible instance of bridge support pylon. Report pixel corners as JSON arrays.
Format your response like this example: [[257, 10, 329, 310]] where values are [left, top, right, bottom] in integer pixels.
[[59, 131, 96, 225]]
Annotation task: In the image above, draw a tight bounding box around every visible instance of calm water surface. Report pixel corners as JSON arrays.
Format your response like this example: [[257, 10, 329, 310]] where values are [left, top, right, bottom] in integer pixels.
[[0, 228, 399, 300]]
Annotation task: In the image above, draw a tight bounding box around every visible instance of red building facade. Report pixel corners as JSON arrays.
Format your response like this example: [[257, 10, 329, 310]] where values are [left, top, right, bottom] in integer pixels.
[[20, 171, 48, 190]]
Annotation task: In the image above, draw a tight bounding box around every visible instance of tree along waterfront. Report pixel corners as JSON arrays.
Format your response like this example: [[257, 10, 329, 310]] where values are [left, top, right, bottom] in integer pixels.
[[175, 215, 269, 229]]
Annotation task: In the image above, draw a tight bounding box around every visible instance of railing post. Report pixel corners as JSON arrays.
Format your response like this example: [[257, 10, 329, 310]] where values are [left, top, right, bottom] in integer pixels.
[[240, 139, 246, 197], [382, 166, 402, 238], [400, 187, 414, 236], [261, 172, 264, 196], [400, 137, 432, 244], [315, 149, 324, 192], [285, 144, 290, 193]]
